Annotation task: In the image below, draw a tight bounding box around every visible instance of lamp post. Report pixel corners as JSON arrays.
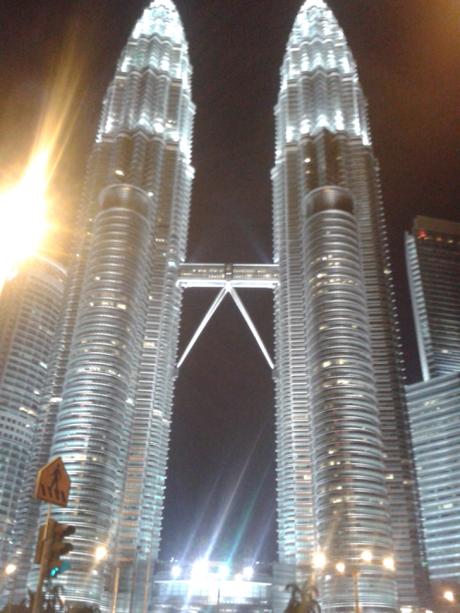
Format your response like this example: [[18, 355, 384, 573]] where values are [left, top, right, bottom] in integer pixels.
[[443, 589, 456, 609], [4, 563, 17, 613], [335, 551, 395, 613], [95, 545, 108, 563]]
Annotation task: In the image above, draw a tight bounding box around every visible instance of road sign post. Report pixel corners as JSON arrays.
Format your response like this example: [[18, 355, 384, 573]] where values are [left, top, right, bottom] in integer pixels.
[[32, 509, 54, 613], [34, 456, 70, 508], [33, 457, 72, 613]]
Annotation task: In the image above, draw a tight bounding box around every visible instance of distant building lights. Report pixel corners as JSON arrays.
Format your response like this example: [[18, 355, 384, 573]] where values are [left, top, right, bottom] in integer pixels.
[[191, 559, 208, 581], [335, 110, 344, 130], [171, 564, 182, 579], [242, 566, 254, 580], [218, 563, 230, 579]]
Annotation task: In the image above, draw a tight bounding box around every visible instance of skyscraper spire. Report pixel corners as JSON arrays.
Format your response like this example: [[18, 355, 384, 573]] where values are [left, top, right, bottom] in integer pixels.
[[277, 0, 369, 151], [272, 1, 419, 609], [132, 0, 185, 43]]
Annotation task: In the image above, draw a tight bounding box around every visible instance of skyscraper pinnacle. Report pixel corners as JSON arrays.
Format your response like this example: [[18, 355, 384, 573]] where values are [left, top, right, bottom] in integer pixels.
[[289, 0, 338, 43], [132, 0, 185, 43], [278, 0, 368, 146], [301, 0, 328, 8]]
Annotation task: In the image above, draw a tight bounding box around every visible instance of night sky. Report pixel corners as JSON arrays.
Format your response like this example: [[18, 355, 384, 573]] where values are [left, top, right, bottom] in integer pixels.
[[0, 0, 459, 565]]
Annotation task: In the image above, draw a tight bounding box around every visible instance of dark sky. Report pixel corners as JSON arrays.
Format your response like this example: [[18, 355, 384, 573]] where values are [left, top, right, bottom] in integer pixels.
[[0, 0, 459, 564]]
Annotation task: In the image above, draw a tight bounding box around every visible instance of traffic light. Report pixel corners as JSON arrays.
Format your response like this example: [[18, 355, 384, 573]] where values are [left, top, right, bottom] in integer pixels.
[[34, 524, 46, 564], [47, 520, 75, 578]]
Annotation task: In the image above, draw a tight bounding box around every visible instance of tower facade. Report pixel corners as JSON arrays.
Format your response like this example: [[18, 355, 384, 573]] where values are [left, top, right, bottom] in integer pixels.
[[405, 216, 460, 381], [406, 373, 460, 588], [23, 1, 195, 609], [0, 257, 65, 579], [272, 1, 418, 608], [405, 216, 460, 597]]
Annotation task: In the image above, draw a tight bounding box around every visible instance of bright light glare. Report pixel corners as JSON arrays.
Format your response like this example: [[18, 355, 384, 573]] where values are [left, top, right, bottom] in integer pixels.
[[0, 150, 50, 290], [5, 563, 17, 576], [360, 549, 373, 563], [171, 564, 181, 579], [94, 545, 108, 562], [443, 590, 455, 603], [218, 563, 230, 579], [191, 559, 208, 581], [382, 556, 395, 571], [312, 551, 327, 570], [335, 561, 346, 574], [242, 566, 254, 580]]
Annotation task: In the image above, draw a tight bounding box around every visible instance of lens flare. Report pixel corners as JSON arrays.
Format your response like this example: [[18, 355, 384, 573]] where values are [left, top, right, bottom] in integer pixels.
[[0, 150, 50, 289], [0, 27, 88, 293]]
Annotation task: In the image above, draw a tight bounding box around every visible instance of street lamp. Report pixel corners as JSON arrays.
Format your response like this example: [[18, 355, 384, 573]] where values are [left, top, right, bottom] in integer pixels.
[[95, 545, 108, 563], [312, 551, 327, 571], [4, 563, 17, 613], [443, 590, 455, 604], [382, 556, 395, 572], [334, 552, 395, 613], [4, 564, 17, 576], [360, 549, 373, 564]]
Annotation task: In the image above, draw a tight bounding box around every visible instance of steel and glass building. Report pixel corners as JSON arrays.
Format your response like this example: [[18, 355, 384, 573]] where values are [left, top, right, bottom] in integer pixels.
[[405, 373, 460, 585], [20, 1, 195, 610], [405, 216, 460, 381], [271, 1, 418, 609], [0, 257, 65, 585], [405, 216, 460, 593]]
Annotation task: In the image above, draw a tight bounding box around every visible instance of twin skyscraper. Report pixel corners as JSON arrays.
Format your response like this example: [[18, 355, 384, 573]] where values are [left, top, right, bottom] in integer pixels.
[[1, 1, 424, 611]]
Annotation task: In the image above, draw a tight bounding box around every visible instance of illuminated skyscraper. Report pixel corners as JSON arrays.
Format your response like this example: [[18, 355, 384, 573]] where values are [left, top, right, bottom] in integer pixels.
[[271, 1, 418, 608], [405, 216, 460, 381], [22, 1, 195, 610], [406, 373, 460, 587], [405, 217, 460, 593], [0, 257, 65, 579]]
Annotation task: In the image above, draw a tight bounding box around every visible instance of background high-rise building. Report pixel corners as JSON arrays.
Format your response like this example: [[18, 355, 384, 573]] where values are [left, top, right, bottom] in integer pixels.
[[271, 1, 419, 609], [20, 1, 195, 610], [0, 257, 65, 590], [405, 216, 460, 598], [406, 373, 460, 587], [405, 216, 460, 381]]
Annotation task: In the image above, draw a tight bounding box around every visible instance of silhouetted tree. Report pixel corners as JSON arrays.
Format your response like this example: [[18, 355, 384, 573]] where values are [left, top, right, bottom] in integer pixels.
[[284, 582, 321, 613]]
